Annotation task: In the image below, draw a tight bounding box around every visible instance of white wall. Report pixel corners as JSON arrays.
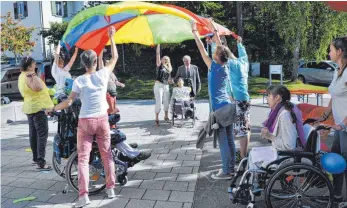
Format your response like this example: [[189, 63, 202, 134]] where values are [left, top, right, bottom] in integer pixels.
[[1, 1, 86, 62], [1, 1, 44, 60]]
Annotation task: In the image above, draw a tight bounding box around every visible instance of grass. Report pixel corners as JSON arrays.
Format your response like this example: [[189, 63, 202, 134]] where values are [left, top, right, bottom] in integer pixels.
[[107, 76, 329, 100]]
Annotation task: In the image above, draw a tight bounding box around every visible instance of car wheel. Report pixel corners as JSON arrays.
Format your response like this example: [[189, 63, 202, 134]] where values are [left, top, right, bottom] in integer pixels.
[[298, 75, 306, 84]]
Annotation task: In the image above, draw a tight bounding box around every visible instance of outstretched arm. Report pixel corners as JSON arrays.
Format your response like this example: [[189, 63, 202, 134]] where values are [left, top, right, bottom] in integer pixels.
[[208, 19, 222, 46], [156, 44, 161, 67], [105, 26, 118, 73], [190, 21, 212, 68], [54, 41, 61, 65], [98, 49, 104, 70], [65, 47, 79, 71], [237, 37, 248, 63]]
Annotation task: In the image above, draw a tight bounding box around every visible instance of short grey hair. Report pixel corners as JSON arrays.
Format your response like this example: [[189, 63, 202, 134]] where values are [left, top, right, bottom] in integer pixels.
[[183, 55, 191, 62], [80, 49, 97, 69]]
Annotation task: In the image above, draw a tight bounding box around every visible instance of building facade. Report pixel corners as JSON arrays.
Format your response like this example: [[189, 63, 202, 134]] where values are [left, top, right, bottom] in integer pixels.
[[1, 1, 86, 62]]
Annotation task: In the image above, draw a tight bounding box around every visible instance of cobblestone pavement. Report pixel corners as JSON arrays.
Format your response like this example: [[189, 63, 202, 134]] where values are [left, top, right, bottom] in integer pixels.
[[2, 99, 342, 208], [1, 100, 209, 208]]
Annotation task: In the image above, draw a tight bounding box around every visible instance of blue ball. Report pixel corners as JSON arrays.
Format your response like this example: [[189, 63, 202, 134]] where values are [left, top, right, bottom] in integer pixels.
[[321, 153, 346, 174]]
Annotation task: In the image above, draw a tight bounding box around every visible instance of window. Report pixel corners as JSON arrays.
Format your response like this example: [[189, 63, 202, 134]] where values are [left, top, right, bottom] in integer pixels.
[[318, 62, 334, 70], [51, 1, 68, 17], [306, 62, 318, 69], [13, 1, 28, 19], [8, 69, 21, 81]]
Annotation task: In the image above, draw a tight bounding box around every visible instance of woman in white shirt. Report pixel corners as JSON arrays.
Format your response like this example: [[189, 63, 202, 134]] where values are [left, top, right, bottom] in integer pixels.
[[318, 36, 347, 205], [261, 85, 302, 150], [52, 42, 78, 94], [170, 77, 194, 118], [46, 27, 118, 208]]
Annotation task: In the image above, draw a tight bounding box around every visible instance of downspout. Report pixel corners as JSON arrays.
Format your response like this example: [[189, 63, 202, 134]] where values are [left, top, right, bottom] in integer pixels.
[[39, 1, 46, 61]]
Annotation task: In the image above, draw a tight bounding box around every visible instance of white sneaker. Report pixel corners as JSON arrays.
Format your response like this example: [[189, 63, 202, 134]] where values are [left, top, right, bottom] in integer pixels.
[[211, 169, 233, 180], [106, 188, 115, 198], [75, 194, 90, 208]]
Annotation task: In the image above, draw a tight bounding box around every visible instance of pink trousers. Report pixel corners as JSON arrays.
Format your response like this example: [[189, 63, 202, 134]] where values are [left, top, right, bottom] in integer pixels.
[[77, 115, 116, 197]]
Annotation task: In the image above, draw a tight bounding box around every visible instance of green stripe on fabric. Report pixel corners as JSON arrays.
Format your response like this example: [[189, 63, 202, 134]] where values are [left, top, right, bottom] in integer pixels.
[[63, 4, 108, 39], [148, 14, 196, 44]]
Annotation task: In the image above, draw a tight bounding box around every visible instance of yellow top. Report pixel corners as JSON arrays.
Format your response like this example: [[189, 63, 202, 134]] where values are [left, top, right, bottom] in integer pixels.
[[18, 72, 54, 114]]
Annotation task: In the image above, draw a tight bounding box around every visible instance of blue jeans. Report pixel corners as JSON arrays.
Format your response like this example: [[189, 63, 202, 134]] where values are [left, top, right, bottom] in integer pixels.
[[218, 125, 236, 174]]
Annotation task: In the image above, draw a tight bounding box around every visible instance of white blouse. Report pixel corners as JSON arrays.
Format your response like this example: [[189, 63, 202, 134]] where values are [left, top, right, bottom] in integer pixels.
[[328, 68, 347, 125]]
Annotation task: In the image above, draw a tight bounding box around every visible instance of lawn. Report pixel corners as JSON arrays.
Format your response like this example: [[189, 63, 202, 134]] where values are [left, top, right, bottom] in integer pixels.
[[116, 76, 328, 100]]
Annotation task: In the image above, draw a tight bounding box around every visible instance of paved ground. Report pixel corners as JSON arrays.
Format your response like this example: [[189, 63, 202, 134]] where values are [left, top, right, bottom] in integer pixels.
[[1, 98, 344, 208], [1, 100, 209, 208]]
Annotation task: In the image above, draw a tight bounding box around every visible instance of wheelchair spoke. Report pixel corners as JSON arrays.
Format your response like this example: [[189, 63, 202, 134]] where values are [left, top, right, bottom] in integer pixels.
[[266, 164, 333, 208]]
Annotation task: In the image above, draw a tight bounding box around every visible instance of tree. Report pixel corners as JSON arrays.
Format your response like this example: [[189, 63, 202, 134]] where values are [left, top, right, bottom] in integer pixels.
[[39, 21, 68, 46], [258, 2, 347, 80], [1, 12, 35, 63]]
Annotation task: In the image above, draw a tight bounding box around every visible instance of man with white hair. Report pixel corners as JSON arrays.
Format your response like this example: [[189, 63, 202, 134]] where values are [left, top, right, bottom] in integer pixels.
[[175, 55, 201, 98]]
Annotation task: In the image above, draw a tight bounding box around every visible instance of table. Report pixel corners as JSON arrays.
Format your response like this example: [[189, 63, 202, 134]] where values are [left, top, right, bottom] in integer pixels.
[[257, 89, 327, 106]]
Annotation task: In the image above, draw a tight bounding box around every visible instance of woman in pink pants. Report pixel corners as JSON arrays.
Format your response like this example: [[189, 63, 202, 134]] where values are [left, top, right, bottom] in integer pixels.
[[46, 27, 119, 207]]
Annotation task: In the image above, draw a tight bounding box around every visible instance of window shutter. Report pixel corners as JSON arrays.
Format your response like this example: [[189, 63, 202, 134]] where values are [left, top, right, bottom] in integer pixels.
[[63, 1, 68, 18], [14, 3, 18, 19], [51, 1, 56, 15], [24, 1, 28, 17]]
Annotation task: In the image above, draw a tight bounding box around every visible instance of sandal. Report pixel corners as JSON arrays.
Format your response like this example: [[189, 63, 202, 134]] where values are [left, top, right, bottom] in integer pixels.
[[164, 117, 170, 122], [36, 165, 52, 171], [155, 120, 159, 126]]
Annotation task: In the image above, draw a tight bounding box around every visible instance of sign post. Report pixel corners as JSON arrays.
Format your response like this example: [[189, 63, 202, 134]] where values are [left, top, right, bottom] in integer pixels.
[[269, 65, 283, 85]]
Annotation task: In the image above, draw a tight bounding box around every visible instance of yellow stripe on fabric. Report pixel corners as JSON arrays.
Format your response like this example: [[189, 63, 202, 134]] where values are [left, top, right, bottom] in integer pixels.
[[138, 9, 148, 14], [108, 16, 154, 45], [105, 1, 193, 21]]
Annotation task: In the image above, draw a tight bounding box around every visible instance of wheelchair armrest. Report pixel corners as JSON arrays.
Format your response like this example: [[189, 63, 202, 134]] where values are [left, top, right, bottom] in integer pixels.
[[277, 150, 314, 158]]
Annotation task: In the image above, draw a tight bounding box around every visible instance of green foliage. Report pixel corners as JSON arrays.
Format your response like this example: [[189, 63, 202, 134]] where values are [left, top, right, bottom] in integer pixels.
[[1, 12, 35, 62], [39, 22, 69, 46], [257, 2, 347, 79]]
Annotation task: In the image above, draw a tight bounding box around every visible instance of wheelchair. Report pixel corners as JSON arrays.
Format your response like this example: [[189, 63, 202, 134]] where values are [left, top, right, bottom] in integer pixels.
[[229, 122, 335, 208], [171, 78, 196, 127]]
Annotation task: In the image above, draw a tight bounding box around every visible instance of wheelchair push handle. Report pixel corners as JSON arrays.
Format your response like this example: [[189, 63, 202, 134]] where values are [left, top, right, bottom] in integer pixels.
[[303, 118, 318, 125], [303, 118, 331, 131], [42, 108, 61, 117]]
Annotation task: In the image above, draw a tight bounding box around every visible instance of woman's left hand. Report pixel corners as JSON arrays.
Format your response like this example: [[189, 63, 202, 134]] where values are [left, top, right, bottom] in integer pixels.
[[190, 20, 197, 31]]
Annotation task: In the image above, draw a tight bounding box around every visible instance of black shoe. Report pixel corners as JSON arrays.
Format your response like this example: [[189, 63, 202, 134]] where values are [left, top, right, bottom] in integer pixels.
[[129, 143, 138, 149], [185, 109, 193, 118], [36, 159, 52, 171], [136, 151, 151, 161]]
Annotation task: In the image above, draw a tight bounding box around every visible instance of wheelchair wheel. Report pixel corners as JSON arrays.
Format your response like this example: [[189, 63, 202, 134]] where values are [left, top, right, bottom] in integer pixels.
[[65, 151, 106, 195], [52, 153, 66, 179], [265, 163, 334, 208]]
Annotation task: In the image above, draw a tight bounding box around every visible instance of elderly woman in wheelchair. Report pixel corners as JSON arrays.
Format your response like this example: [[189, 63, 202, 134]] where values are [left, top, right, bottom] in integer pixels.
[[170, 77, 195, 125], [230, 85, 336, 208]]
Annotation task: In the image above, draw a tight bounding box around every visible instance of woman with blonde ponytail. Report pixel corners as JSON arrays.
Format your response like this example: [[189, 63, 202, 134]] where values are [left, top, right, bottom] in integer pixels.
[[154, 44, 173, 126]]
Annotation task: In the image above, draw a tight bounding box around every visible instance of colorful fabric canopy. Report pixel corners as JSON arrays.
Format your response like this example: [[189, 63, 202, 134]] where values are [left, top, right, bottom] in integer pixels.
[[162, 4, 239, 39], [61, 1, 235, 54], [326, 1, 347, 12]]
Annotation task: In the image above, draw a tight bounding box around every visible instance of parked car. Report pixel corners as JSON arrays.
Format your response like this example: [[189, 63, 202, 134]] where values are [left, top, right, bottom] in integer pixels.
[[297, 61, 338, 85], [1, 61, 55, 100]]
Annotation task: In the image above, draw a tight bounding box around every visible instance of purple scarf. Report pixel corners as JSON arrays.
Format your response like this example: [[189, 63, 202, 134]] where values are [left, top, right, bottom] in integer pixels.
[[263, 103, 284, 133], [263, 103, 306, 146]]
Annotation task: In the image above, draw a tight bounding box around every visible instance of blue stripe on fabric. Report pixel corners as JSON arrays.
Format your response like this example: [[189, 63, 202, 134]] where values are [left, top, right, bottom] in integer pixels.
[[63, 12, 137, 49]]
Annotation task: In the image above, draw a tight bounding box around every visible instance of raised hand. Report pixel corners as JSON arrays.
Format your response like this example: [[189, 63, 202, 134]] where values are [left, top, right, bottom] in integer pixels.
[[190, 20, 197, 31], [108, 26, 116, 38]]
